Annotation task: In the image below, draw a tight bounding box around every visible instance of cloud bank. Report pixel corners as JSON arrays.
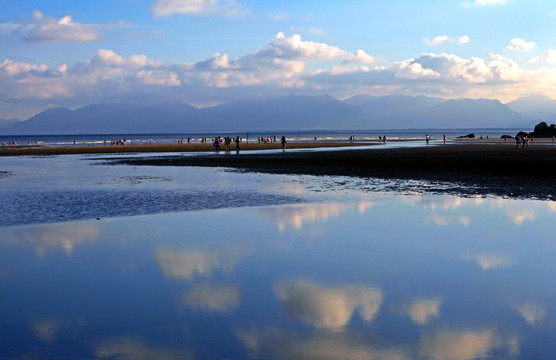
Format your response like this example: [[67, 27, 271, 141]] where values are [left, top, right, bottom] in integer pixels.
[[2, 30, 556, 119]]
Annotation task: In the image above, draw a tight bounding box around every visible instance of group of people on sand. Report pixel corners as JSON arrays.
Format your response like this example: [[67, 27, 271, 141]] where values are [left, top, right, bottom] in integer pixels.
[[212, 136, 242, 150], [515, 134, 530, 149], [258, 136, 278, 144]]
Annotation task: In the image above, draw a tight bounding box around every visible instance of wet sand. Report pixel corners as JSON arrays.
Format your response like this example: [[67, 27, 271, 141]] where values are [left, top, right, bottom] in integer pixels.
[[0, 140, 365, 156], [105, 141, 556, 199], [3, 139, 556, 198]]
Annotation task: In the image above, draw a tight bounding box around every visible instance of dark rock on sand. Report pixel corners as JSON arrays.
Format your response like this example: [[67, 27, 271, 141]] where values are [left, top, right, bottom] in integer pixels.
[[457, 133, 475, 139], [532, 122, 556, 138]]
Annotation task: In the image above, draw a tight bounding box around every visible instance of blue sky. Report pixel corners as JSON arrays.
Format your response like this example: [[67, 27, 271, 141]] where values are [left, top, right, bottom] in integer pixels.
[[1, 0, 556, 119]]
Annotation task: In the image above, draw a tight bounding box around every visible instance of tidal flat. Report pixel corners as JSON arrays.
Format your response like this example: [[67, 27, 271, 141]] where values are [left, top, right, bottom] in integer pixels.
[[1, 152, 556, 359]]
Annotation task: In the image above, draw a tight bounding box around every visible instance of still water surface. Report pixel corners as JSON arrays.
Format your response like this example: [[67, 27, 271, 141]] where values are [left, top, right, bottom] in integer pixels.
[[1, 154, 556, 359]]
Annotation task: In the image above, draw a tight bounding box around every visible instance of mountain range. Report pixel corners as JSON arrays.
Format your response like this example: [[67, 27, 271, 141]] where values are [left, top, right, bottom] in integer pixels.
[[1, 94, 553, 135]]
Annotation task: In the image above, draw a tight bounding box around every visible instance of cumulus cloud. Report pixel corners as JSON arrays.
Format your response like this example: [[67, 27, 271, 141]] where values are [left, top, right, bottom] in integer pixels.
[[151, 0, 251, 17], [10, 11, 99, 43], [423, 35, 470, 46], [529, 50, 556, 64], [506, 38, 536, 52], [5, 31, 556, 119]]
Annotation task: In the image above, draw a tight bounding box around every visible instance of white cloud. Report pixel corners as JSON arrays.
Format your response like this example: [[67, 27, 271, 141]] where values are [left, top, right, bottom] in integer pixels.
[[0, 11, 132, 43], [529, 50, 556, 64], [424, 35, 470, 46], [6, 31, 556, 119], [506, 38, 536, 52], [16, 11, 99, 43], [457, 35, 470, 44], [423, 36, 451, 46], [151, 0, 251, 17], [461, 0, 514, 7]]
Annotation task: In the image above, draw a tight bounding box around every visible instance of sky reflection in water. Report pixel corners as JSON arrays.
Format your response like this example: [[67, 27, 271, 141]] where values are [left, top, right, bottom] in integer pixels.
[[1, 195, 556, 359]]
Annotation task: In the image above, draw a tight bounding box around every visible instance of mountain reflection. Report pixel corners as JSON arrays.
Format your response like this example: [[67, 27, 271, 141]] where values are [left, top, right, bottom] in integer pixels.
[[236, 327, 408, 360], [274, 280, 382, 330], [155, 246, 249, 280], [418, 329, 519, 360], [95, 337, 192, 360], [261, 202, 373, 231], [180, 285, 240, 313], [2, 223, 99, 257]]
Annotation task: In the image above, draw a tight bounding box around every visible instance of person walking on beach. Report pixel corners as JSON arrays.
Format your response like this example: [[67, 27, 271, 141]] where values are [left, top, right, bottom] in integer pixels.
[[235, 136, 241, 150], [281, 136, 287, 149], [515, 134, 521, 149]]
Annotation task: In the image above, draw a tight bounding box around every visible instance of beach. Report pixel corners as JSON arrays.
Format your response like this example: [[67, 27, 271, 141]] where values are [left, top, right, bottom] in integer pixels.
[[3, 138, 556, 199]]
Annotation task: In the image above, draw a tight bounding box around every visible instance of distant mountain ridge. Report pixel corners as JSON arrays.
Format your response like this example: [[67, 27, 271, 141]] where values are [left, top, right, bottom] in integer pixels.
[[0, 118, 20, 128], [507, 95, 556, 123], [0, 94, 543, 135]]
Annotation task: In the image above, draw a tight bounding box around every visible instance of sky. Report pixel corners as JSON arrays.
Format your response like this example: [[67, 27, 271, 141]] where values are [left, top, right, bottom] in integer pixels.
[[1, 0, 556, 119]]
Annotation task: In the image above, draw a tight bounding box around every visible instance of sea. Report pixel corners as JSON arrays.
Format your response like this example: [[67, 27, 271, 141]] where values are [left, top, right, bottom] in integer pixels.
[[1, 129, 555, 359]]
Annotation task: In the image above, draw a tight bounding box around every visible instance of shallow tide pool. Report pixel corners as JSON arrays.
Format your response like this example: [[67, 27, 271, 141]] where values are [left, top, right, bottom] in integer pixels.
[[2, 194, 556, 359], [2, 154, 556, 359]]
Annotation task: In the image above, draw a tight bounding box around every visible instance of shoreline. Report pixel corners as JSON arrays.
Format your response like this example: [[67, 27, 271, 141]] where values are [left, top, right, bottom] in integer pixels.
[[0, 140, 371, 156], [103, 141, 556, 200], [2, 138, 555, 156]]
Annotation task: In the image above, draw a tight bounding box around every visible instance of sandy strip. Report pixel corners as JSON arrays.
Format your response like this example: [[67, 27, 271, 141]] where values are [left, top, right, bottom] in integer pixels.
[[104, 141, 556, 199], [0, 140, 368, 156]]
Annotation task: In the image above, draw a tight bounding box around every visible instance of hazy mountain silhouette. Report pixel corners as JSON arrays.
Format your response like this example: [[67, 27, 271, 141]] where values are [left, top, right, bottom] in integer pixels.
[[0, 118, 20, 128], [507, 95, 556, 123], [5, 101, 200, 134], [0, 94, 537, 135]]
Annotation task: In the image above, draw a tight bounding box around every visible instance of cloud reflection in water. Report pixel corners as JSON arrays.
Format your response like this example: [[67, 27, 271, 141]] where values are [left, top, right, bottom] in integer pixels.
[[274, 280, 382, 331], [261, 202, 373, 231], [418, 329, 519, 360], [180, 285, 240, 313], [405, 298, 443, 325], [2, 223, 100, 257], [155, 246, 249, 280]]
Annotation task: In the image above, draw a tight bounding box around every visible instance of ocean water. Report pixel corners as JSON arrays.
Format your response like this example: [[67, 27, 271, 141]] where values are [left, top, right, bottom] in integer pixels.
[[1, 152, 556, 359]]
